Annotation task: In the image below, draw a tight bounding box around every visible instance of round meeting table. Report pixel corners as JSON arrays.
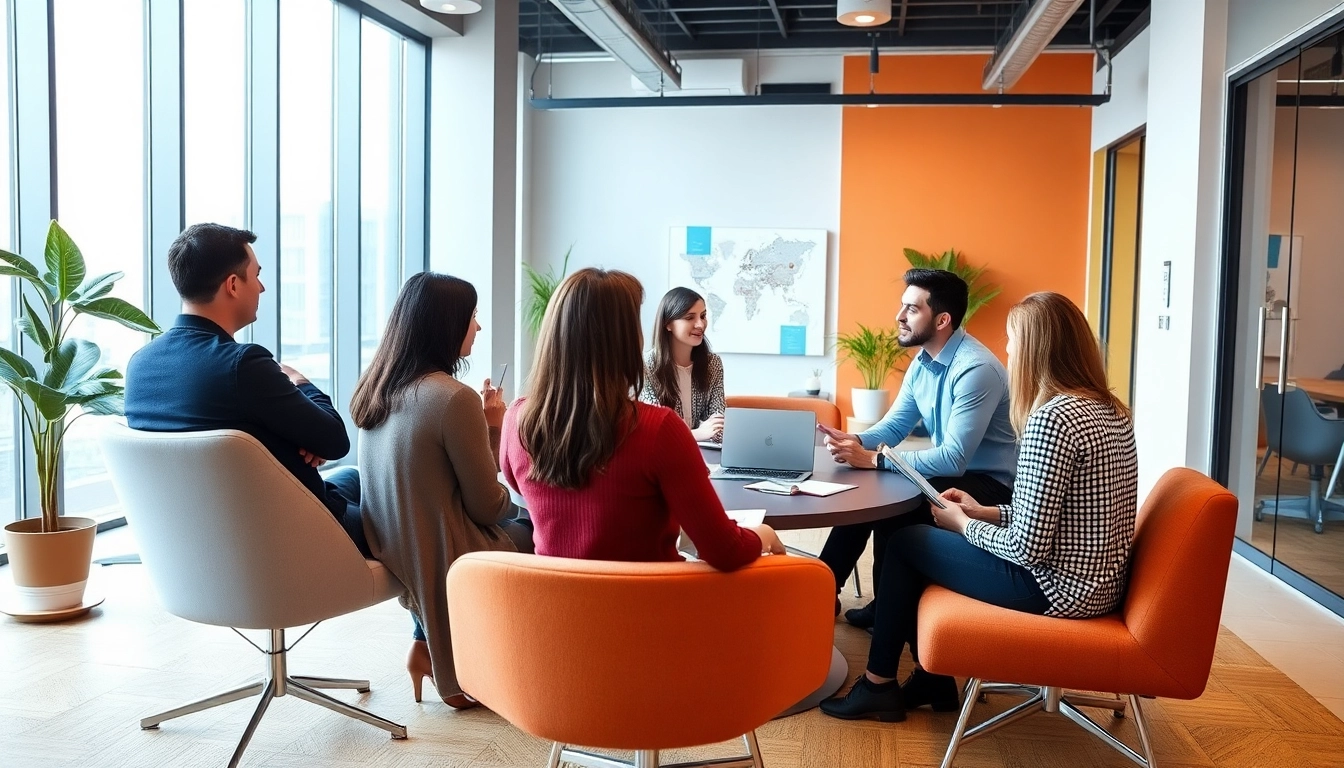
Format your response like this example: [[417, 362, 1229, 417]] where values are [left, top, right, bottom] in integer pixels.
[[704, 444, 924, 715]]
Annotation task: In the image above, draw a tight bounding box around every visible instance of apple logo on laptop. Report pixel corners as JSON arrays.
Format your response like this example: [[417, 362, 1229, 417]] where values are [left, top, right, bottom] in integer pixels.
[[764, 435, 774, 447]]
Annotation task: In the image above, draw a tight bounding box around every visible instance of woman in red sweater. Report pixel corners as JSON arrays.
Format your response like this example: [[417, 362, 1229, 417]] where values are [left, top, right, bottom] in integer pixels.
[[501, 268, 783, 569]]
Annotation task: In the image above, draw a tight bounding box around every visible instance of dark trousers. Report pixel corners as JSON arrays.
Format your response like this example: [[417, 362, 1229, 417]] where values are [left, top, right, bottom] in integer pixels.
[[867, 524, 1049, 678], [411, 516, 534, 641], [324, 467, 371, 558], [818, 472, 1013, 596]]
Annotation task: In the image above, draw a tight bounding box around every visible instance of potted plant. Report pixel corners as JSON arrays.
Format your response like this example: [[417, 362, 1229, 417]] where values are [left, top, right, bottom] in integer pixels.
[[902, 247, 1000, 324], [521, 244, 572, 339], [0, 221, 159, 613], [804, 368, 823, 396], [834, 324, 910, 422]]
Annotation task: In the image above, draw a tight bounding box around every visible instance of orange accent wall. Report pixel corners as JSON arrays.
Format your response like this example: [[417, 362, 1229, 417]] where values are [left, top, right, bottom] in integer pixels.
[[837, 53, 1093, 419]]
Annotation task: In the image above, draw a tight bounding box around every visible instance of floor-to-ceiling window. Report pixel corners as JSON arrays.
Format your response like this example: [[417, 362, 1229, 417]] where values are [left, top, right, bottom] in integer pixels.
[[1217, 21, 1344, 617], [1087, 132, 1144, 408], [0, 0, 15, 524], [184, 0, 247, 230]]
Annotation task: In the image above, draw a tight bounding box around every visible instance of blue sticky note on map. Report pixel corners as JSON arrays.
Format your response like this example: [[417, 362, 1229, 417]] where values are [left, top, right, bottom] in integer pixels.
[[1267, 235, 1282, 268], [779, 326, 806, 355], [686, 226, 712, 256]]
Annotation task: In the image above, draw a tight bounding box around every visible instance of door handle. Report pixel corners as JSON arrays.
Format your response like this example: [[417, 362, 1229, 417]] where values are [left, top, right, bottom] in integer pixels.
[[1255, 306, 1267, 392], [1278, 307, 1290, 394]]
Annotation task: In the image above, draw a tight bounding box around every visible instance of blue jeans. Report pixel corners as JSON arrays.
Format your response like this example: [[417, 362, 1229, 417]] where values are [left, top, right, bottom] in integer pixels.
[[323, 467, 371, 558], [867, 524, 1050, 678]]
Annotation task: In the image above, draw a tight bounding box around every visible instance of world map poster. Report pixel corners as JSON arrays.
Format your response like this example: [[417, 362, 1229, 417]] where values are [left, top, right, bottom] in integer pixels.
[[668, 226, 827, 356]]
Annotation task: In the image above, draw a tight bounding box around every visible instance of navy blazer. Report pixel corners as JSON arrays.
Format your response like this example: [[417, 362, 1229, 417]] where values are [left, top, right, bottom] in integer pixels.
[[125, 314, 352, 519]]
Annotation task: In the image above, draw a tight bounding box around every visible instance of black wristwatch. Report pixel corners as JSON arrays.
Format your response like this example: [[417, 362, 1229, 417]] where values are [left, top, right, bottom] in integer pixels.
[[875, 443, 888, 470]]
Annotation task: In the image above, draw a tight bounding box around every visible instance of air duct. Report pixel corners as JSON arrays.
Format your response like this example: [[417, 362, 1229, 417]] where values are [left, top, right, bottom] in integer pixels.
[[981, 0, 1085, 90], [550, 0, 682, 92]]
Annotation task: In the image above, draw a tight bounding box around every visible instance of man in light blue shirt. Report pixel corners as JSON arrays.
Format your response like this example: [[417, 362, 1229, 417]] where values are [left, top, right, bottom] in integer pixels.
[[819, 269, 1017, 628]]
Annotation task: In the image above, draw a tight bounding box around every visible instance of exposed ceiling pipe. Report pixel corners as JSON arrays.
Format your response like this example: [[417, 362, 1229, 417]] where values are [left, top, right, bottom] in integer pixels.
[[549, 0, 682, 92], [529, 92, 1110, 109], [981, 0, 1086, 90]]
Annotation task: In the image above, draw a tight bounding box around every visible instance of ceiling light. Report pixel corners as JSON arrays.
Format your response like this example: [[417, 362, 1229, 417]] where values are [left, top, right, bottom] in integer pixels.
[[838, 0, 891, 28], [420, 0, 481, 13]]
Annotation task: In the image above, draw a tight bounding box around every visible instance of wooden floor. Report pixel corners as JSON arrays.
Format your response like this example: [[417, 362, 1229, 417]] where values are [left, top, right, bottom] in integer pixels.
[[1251, 453, 1344, 596], [2, 534, 1343, 767]]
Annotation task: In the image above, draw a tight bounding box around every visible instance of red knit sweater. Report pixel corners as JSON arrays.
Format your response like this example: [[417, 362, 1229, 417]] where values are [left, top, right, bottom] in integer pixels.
[[501, 400, 762, 571]]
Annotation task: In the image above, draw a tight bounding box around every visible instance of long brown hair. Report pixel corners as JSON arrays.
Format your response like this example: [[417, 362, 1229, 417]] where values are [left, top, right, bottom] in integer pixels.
[[1006, 291, 1130, 435], [518, 267, 646, 489], [649, 287, 711, 408], [350, 272, 477, 430]]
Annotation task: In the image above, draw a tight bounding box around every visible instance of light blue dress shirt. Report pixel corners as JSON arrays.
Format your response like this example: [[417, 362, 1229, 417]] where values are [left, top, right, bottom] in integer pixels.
[[858, 329, 1017, 488]]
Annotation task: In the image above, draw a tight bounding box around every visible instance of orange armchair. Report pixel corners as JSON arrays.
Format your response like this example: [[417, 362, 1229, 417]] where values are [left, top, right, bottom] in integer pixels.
[[917, 468, 1237, 768], [725, 395, 842, 430], [446, 552, 835, 768]]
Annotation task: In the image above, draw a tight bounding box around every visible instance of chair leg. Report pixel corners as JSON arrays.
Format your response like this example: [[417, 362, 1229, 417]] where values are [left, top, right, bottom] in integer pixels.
[[1257, 449, 1272, 478], [290, 675, 371, 693], [939, 678, 982, 768], [287, 678, 407, 739], [227, 679, 276, 768], [634, 750, 659, 768], [547, 743, 565, 768], [1129, 694, 1157, 767], [1060, 698, 1151, 767], [140, 680, 267, 729], [853, 566, 863, 598], [744, 730, 765, 768]]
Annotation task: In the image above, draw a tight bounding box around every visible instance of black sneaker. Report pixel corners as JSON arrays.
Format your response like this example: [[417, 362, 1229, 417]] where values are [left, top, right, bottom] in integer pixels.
[[844, 600, 877, 629], [900, 668, 961, 712], [819, 675, 907, 722]]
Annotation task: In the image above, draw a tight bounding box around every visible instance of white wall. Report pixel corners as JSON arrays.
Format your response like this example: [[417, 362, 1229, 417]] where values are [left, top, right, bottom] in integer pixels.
[[522, 53, 844, 398], [1092, 28, 1149, 150], [1271, 107, 1344, 379], [1227, 0, 1344, 74]]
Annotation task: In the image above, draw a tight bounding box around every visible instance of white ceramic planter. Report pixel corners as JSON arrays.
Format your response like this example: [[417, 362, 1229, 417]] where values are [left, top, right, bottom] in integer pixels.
[[803, 376, 822, 395], [851, 388, 890, 423]]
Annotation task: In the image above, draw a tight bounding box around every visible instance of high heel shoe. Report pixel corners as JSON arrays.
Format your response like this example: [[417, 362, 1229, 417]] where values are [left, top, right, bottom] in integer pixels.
[[407, 639, 434, 703]]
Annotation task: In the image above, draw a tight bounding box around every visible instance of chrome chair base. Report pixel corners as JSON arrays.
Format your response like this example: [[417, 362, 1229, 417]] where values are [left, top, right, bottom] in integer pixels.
[[548, 731, 765, 768], [139, 629, 406, 768], [940, 680, 1154, 768]]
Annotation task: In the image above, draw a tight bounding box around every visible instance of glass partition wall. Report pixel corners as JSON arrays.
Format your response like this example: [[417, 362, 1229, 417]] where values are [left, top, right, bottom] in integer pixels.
[[1219, 23, 1344, 615], [0, 1, 429, 557]]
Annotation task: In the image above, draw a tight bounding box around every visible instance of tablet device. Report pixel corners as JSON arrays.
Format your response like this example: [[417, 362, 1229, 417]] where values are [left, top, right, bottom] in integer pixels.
[[879, 446, 947, 509]]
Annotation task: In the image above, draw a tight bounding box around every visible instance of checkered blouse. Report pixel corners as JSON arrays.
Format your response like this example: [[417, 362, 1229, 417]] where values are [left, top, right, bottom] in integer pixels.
[[962, 394, 1138, 618], [639, 352, 726, 432]]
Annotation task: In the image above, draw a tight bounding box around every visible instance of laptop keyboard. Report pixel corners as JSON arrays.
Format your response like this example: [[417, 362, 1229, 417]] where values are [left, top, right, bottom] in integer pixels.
[[716, 467, 811, 481]]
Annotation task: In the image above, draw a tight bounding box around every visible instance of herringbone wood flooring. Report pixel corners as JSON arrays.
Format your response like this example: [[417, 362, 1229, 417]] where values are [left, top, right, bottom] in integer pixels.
[[1, 534, 1341, 768]]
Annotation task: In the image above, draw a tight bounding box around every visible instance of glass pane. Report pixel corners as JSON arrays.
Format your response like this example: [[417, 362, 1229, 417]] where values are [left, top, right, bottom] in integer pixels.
[[53, 0, 148, 520], [0, 0, 14, 523], [360, 20, 403, 370], [279, 0, 335, 394], [184, 0, 246, 228]]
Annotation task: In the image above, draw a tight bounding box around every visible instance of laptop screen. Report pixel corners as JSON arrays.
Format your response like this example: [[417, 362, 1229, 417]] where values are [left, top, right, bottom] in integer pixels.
[[720, 408, 817, 472]]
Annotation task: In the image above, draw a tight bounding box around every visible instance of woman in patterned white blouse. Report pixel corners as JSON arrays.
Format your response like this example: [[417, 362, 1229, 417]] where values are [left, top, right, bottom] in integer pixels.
[[639, 287, 727, 442], [821, 291, 1138, 723]]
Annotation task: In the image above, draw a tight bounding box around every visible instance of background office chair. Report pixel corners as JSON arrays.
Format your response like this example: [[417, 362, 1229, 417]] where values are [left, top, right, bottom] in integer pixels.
[[1258, 387, 1344, 533], [100, 424, 407, 768], [446, 552, 834, 768], [916, 467, 1237, 768]]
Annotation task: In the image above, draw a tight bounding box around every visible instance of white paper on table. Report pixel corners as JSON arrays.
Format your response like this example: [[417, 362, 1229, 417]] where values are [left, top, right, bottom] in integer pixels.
[[725, 509, 766, 527]]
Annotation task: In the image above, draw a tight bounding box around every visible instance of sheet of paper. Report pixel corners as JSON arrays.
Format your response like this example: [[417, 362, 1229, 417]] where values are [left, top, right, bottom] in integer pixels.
[[794, 480, 858, 497], [744, 480, 796, 495], [725, 509, 766, 527]]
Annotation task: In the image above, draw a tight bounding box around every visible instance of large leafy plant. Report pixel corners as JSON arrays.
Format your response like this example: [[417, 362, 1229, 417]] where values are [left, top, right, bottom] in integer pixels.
[[903, 248, 1001, 324], [0, 221, 160, 532], [834, 324, 910, 390], [521, 245, 572, 339]]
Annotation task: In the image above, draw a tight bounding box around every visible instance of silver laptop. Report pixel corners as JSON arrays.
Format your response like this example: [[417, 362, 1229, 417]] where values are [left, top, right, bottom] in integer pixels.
[[710, 408, 815, 483]]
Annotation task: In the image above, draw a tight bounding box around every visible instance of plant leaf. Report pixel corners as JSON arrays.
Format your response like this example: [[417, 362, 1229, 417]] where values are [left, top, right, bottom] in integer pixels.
[[19, 377, 71, 421], [73, 297, 160, 334], [67, 378, 122, 399], [74, 271, 124, 303], [17, 294, 53, 357], [44, 220, 86, 302], [0, 346, 35, 389], [45, 338, 101, 390], [0, 248, 41, 282], [77, 391, 124, 417]]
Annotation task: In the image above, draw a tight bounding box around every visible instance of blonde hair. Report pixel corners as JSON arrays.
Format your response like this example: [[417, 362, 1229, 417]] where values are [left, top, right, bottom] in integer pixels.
[[1006, 292, 1130, 435], [517, 268, 646, 489]]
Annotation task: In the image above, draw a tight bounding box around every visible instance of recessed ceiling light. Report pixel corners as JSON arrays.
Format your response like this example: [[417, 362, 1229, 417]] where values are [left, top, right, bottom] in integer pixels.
[[855, 14, 875, 23], [419, 0, 481, 13]]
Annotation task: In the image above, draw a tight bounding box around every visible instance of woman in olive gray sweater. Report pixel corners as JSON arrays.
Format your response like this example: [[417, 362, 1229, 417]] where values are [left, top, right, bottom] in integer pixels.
[[351, 272, 531, 709]]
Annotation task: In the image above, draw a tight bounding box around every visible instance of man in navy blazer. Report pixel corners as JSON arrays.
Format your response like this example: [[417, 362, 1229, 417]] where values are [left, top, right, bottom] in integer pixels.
[[125, 223, 369, 555]]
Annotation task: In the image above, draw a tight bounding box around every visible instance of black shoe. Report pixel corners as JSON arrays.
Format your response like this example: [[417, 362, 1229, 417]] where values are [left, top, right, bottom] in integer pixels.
[[844, 600, 876, 629], [900, 668, 961, 712], [819, 675, 907, 722]]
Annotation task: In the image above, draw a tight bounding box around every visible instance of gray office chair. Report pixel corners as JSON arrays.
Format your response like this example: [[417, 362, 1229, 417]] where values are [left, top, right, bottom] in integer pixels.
[[1258, 387, 1344, 533], [99, 424, 407, 768]]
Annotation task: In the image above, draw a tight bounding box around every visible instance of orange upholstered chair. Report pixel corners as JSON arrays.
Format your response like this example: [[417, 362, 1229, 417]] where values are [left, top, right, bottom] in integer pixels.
[[725, 395, 842, 430], [917, 468, 1237, 768], [446, 552, 835, 768]]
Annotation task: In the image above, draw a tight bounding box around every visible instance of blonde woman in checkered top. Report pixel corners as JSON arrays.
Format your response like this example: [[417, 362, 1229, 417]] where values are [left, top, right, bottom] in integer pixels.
[[822, 291, 1137, 724]]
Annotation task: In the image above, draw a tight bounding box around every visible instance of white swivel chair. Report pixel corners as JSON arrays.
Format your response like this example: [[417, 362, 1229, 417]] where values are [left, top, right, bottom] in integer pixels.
[[99, 424, 407, 768]]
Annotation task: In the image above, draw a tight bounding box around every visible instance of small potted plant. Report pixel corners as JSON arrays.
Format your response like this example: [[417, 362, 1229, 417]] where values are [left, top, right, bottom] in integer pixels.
[[521, 244, 572, 339], [834, 324, 910, 423], [804, 368, 823, 396], [0, 221, 159, 614]]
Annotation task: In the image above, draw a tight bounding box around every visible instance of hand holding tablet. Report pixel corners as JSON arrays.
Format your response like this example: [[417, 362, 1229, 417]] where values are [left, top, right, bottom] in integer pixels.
[[878, 446, 947, 509]]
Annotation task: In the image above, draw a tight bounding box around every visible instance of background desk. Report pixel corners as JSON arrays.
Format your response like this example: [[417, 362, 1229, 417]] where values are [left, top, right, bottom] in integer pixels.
[[705, 446, 925, 529]]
